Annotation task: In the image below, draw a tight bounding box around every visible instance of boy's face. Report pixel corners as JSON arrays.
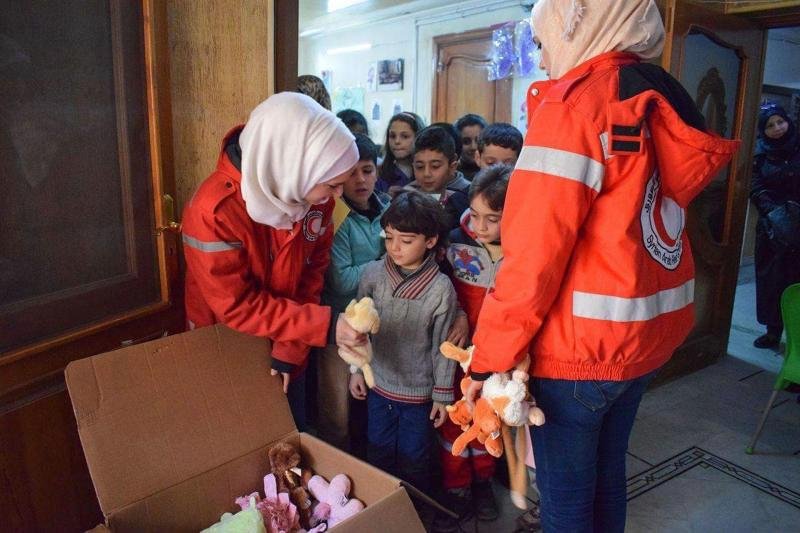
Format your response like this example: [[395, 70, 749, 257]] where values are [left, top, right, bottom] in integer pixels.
[[413, 149, 457, 194], [477, 144, 519, 168], [342, 159, 377, 208], [459, 125, 483, 165], [470, 193, 502, 244], [384, 224, 437, 270]]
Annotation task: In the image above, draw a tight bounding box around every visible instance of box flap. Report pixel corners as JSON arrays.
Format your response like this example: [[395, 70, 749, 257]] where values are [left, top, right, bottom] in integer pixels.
[[334, 488, 425, 532], [65, 324, 295, 516]]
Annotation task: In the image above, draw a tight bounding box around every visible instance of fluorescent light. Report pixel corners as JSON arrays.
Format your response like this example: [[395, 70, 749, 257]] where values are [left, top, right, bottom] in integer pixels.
[[326, 42, 372, 55], [327, 0, 368, 12], [299, 28, 323, 38]]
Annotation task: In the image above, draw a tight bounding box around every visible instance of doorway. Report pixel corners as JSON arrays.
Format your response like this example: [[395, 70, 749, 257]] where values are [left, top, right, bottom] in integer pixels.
[[727, 26, 800, 374]]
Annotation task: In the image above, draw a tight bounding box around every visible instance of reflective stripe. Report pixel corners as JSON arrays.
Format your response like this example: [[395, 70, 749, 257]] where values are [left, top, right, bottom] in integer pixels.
[[516, 145, 604, 192], [182, 234, 243, 252], [572, 279, 694, 322], [599, 132, 613, 160]]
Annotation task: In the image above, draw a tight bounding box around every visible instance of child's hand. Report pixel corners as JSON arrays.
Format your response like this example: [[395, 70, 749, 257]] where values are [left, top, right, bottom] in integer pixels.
[[336, 313, 368, 349], [349, 373, 368, 400], [446, 314, 470, 348], [430, 402, 448, 428]]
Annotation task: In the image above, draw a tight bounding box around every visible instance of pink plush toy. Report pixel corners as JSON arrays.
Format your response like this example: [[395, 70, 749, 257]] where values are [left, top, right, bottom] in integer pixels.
[[307, 474, 365, 528]]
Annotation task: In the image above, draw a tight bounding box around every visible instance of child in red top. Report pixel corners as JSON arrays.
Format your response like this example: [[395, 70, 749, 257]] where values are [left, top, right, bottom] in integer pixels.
[[435, 164, 514, 530]]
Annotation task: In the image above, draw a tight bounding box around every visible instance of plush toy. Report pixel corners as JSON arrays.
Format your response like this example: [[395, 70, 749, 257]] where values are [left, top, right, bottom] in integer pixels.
[[439, 341, 473, 373], [482, 372, 545, 427], [268, 443, 313, 529], [338, 297, 380, 388], [203, 495, 267, 533], [307, 474, 365, 528], [451, 397, 503, 458], [446, 376, 474, 430]]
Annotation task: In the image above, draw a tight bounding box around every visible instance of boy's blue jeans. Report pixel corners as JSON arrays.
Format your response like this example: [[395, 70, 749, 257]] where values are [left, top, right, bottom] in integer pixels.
[[530, 369, 658, 533], [367, 390, 433, 494]]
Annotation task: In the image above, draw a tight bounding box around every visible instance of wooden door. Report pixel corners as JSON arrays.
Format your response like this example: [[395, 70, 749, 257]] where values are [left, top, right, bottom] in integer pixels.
[[658, 0, 766, 380], [0, 1, 181, 530], [433, 28, 512, 124]]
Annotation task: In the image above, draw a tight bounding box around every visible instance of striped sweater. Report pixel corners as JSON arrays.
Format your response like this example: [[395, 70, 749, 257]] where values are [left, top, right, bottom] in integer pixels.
[[357, 257, 458, 404]]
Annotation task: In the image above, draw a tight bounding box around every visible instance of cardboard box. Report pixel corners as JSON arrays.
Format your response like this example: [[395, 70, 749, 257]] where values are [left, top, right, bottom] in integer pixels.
[[65, 324, 424, 532]]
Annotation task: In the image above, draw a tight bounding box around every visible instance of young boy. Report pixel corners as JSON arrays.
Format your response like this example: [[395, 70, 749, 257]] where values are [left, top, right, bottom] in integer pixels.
[[346, 191, 458, 495], [454, 113, 488, 180], [434, 164, 513, 531], [476, 122, 523, 169], [319, 134, 388, 452], [409, 126, 470, 230]]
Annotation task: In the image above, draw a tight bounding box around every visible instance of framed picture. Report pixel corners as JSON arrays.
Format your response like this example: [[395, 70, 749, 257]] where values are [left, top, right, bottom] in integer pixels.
[[377, 59, 403, 91]]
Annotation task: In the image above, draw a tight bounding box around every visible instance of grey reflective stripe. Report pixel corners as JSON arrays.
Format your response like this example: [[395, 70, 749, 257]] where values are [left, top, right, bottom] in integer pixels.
[[572, 279, 694, 322], [516, 145, 604, 192], [182, 233, 243, 252]]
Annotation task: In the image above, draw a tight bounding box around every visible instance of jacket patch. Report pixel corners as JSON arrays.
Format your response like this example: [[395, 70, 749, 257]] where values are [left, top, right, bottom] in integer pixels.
[[303, 210, 325, 241], [640, 171, 684, 270], [452, 247, 485, 282]]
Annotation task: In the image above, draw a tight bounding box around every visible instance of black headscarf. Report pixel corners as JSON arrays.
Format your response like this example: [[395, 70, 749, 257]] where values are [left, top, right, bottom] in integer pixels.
[[756, 102, 798, 157]]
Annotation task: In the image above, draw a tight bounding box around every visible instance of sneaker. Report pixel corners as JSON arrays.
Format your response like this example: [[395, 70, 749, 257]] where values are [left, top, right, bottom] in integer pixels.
[[472, 479, 499, 521], [753, 333, 780, 349], [514, 503, 542, 532], [432, 487, 471, 533]]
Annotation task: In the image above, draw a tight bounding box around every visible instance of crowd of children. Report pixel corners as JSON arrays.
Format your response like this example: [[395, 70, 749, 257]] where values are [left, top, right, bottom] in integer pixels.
[[318, 108, 523, 531]]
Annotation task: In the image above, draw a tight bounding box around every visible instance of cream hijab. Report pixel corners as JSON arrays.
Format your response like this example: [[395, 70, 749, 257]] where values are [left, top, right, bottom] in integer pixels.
[[531, 0, 665, 80], [239, 92, 357, 229]]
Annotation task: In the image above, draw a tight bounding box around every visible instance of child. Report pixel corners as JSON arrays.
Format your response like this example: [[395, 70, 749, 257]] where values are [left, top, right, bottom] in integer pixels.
[[435, 164, 513, 531], [345, 191, 458, 495], [377, 112, 425, 194], [318, 134, 389, 451], [476, 122, 523, 168], [409, 126, 470, 230], [454, 113, 487, 180], [430, 122, 471, 195], [337, 108, 369, 137]]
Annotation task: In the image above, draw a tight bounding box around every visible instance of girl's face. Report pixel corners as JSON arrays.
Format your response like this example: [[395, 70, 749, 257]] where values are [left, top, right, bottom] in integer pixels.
[[469, 193, 502, 244], [342, 160, 377, 209], [534, 36, 550, 77], [384, 224, 437, 270], [303, 166, 353, 205], [765, 114, 789, 140], [388, 120, 415, 160]]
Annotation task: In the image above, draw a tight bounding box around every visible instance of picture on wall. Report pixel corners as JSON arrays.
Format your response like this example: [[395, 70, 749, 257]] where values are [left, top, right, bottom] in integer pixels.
[[377, 59, 404, 91]]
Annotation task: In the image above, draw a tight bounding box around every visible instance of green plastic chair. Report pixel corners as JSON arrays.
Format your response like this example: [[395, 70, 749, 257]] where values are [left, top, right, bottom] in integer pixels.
[[746, 282, 800, 454]]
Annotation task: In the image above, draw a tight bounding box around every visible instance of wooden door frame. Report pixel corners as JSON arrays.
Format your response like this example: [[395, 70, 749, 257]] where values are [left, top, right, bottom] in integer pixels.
[[275, 0, 299, 93], [0, 0, 180, 410], [432, 27, 513, 124]]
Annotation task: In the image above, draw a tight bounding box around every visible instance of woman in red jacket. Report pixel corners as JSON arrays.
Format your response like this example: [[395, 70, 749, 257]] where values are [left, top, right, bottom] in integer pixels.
[[465, 1, 739, 531], [181, 92, 360, 430]]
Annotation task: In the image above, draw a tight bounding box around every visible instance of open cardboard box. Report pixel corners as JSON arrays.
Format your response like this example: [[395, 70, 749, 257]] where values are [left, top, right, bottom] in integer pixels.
[[65, 324, 424, 532]]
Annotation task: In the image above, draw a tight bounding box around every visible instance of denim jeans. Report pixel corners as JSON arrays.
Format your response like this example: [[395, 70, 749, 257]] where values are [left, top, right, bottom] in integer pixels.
[[530, 369, 658, 533], [367, 390, 433, 494]]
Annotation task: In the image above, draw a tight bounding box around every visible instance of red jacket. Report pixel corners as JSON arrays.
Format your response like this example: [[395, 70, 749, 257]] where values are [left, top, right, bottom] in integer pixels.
[[471, 52, 739, 381], [182, 127, 333, 371]]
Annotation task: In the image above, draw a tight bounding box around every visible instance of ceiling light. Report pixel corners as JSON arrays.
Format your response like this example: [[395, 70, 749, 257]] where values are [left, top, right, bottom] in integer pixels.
[[326, 42, 372, 55], [327, 0, 368, 12]]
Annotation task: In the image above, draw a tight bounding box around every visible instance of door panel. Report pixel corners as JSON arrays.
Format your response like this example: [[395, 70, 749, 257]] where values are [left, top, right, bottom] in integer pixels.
[[659, 0, 765, 380], [433, 28, 512, 124], [0, 1, 181, 530]]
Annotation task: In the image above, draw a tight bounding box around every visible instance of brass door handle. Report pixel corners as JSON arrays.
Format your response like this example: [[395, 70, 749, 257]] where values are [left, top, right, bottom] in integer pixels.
[[155, 194, 181, 235]]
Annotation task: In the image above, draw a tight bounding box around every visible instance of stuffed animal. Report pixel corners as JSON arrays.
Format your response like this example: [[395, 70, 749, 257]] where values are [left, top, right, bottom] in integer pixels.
[[451, 397, 503, 458], [203, 495, 267, 533], [338, 297, 380, 388], [439, 341, 474, 373], [446, 376, 474, 430], [268, 442, 313, 529], [482, 372, 545, 427], [307, 474, 365, 528]]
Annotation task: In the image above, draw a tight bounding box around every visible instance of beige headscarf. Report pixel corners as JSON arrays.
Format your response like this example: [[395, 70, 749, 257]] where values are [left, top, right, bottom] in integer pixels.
[[240, 92, 357, 229], [531, 0, 665, 80]]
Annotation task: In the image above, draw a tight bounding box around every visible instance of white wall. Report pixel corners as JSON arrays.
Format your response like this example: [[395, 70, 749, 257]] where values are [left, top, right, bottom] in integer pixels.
[[299, 0, 545, 145]]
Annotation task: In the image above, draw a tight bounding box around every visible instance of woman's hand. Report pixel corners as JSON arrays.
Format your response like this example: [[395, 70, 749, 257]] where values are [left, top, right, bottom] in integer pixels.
[[349, 373, 368, 400], [430, 402, 448, 428], [465, 379, 484, 409], [446, 314, 470, 348], [336, 313, 368, 350]]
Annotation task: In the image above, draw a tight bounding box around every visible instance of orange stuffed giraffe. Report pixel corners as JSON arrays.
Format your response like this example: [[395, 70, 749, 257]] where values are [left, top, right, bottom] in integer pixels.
[[451, 396, 503, 458]]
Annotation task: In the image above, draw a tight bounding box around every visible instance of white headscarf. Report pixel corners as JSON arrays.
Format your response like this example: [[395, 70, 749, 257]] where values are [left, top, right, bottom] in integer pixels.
[[531, 0, 665, 80], [239, 92, 357, 229]]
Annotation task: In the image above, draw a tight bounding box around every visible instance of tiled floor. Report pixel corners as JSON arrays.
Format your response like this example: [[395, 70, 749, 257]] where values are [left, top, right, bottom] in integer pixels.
[[416, 264, 800, 532]]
